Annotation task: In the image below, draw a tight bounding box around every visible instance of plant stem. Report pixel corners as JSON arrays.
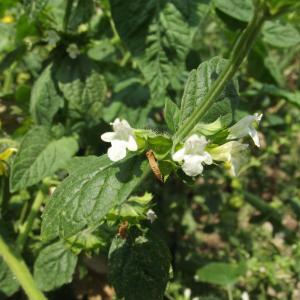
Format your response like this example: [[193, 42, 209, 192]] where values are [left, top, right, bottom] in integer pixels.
[[173, 0, 267, 144], [16, 190, 44, 252], [0, 234, 47, 300], [227, 285, 233, 300]]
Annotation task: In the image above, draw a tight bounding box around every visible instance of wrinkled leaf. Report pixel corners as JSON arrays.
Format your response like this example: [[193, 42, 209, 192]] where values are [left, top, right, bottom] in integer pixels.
[[30, 64, 64, 125], [164, 98, 180, 133], [0, 258, 19, 297], [33, 241, 78, 291], [110, 0, 209, 106], [10, 126, 78, 192], [213, 0, 254, 22], [262, 21, 300, 48], [41, 155, 149, 241], [177, 56, 238, 131], [108, 231, 171, 300], [55, 55, 107, 125]]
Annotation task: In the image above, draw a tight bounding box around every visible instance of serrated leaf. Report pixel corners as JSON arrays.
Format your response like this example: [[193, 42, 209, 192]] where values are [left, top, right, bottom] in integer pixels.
[[262, 21, 300, 48], [66, 0, 94, 32], [178, 56, 238, 130], [164, 98, 180, 133], [110, 0, 208, 106], [35, 0, 93, 32], [41, 155, 149, 241], [10, 126, 78, 192], [196, 262, 246, 286], [0, 258, 19, 297], [33, 241, 78, 292], [107, 192, 153, 221], [108, 231, 171, 300], [213, 0, 254, 22], [103, 80, 151, 128], [30, 64, 64, 125], [66, 229, 106, 254], [0, 44, 27, 73], [55, 55, 107, 125]]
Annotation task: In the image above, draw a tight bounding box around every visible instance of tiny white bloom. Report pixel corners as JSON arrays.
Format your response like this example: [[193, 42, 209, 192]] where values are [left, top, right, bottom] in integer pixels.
[[184, 288, 192, 299], [101, 118, 138, 162], [228, 113, 263, 147], [146, 209, 157, 223], [172, 134, 212, 177], [209, 141, 248, 176], [241, 291, 250, 300], [66, 43, 80, 59]]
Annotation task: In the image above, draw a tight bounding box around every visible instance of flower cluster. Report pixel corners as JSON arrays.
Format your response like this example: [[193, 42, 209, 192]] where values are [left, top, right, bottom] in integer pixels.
[[101, 113, 262, 177]]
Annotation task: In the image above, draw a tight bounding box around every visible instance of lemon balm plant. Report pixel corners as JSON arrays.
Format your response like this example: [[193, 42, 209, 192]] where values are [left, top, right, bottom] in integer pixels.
[[0, 0, 299, 299]]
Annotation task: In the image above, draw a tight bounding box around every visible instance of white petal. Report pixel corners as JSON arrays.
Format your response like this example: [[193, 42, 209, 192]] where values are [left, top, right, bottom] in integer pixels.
[[182, 155, 204, 176], [172, 148, 185, 162], [121, 119, 131, 128], [185, 134, 208, 154], [249, 127, 260, 147], [107, 142, 127, 161], [254, 113, 263, 123], [101, 132, 115, 142], [228, 115, 256, 140], [202, 152, 213, 165], [110, 118, 120, 126], [126, 135, 138, 151]]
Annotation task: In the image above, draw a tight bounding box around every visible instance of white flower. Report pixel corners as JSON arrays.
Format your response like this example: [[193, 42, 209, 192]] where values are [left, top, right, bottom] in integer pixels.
[[241, 291, 250, 300], [146, 209, 157, 223], [209, 141, 248, 176], [172, 134, 212, 177], [101, 118, 138, 162], [228, 113, 263, 147]]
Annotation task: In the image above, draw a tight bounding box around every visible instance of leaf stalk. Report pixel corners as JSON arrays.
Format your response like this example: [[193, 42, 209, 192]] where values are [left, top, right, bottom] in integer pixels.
[[0, 234, 47, 300]]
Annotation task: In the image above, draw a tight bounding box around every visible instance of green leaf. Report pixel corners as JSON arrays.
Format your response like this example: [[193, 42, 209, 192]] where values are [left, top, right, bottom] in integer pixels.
[[55, 55, 107, 125], [66, 229, 106, 254], [0, 44, 27, 73], [30, 64, 64, 125], [178, 56, 238, 129], [213, 0, 254, 22], [41, 155, 149, 241], [266, 0, 300, 15], [38, 0, 66, 31], [110, 0, 208, 106], [258, 83, 300, 108], [10, 126, 78, 192], [164, 98, 180, 133], [103, 80, 151, 128], [107, 192, 153, 221], [195, 262, 246, 287], [0, 258, 19, 297], [147, 135, 172, 159], [66, 0, 94, 32], [108, 231, 171, 300], [262, 21, 300, 48], [33, 241, 78, 292]]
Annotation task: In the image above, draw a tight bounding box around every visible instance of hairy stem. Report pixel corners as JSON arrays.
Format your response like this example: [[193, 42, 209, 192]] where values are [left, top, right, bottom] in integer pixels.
[[0, 235, 47, 300], [16, 190, 44, 252], [174, 0, 267, 144]]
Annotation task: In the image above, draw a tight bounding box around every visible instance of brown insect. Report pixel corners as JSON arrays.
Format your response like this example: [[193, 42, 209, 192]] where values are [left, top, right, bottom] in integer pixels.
[[146, 150, 163, 182], [118, 221, 129, 239]]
